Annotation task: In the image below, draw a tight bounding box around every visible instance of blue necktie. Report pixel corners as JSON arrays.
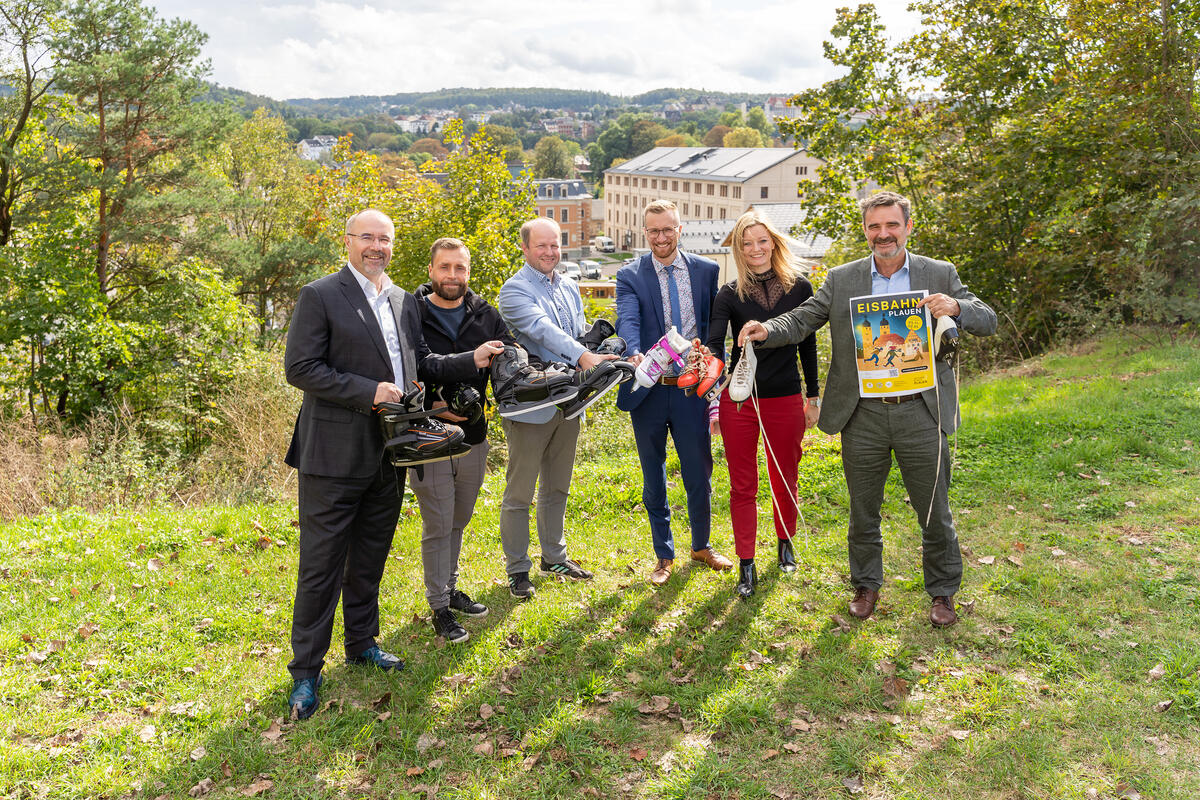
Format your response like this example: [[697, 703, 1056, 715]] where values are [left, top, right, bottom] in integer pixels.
[[667, 265, 683, 333]]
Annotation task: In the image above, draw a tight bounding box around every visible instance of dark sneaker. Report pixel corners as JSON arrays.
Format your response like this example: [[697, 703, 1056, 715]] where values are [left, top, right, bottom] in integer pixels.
[[347, 645, 405, 671], [448, 589, 489, 618], [539, 558, 593, 581], [432, 607, 469, 643], [508, 572, 536, 600], [288, 675, 322, 721]]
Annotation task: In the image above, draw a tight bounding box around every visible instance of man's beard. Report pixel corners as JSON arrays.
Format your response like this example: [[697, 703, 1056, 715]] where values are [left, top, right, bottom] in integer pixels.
[[433, 281, 467, 301]]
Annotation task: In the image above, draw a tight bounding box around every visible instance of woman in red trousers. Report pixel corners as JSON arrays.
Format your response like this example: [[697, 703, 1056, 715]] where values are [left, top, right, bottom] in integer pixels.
[[706, 210, 821, 598]]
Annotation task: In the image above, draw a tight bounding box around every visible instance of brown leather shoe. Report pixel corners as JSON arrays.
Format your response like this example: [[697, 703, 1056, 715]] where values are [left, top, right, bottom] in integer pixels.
[[848, 587, 879, 619], [649, 558, 673, 586], [930, 595, 958, 627], [690, 547, 733, 571]]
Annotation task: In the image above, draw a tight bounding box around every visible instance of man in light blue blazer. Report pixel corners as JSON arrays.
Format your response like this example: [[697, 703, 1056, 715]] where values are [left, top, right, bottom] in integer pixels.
[[615, 199, 733, 586], [496, 217, 615, 600], [741, 192, 997, 627]]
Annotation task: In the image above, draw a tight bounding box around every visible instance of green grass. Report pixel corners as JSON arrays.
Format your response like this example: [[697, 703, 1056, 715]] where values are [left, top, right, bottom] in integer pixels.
[[3, 330, 1199, 799]]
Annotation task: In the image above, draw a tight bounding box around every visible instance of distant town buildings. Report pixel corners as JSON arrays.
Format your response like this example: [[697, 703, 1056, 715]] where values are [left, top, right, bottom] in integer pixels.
[[602, 146, 823, 250], [533, 179, 595, 249], [296, 135, 338, 160]]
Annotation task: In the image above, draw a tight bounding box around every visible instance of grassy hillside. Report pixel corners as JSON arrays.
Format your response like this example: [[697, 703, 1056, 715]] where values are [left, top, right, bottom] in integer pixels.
[[2, 331, 1198, 799]]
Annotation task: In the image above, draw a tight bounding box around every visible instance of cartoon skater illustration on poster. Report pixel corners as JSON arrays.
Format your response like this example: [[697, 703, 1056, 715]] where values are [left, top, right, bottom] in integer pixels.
[[850, 290, 935, 398]]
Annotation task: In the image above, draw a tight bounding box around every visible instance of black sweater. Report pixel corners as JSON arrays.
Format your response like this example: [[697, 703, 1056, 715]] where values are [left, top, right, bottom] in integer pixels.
[[414, 283, 515, 444], [706, 277, 820, 399]]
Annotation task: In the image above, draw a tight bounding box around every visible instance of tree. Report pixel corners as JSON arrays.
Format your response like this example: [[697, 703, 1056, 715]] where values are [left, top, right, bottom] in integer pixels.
[[655, 132, 698, 147], [0, 0, 59, 246], [410, 137, 449, 158], [629, 119, 670, 156], [702, 125, 732, 147], [745, 107, 774, 142], [212, 109, 331, 338], [52, 0, 226, 293], [722, 127, 766, 147], [781, 0, 1200, 350], [532, 135, 573, 179]]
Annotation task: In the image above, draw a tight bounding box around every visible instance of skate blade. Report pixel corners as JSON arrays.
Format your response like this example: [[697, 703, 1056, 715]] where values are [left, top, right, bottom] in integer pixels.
[[497, 390, 579, 419], [561, 375, 622, 420]]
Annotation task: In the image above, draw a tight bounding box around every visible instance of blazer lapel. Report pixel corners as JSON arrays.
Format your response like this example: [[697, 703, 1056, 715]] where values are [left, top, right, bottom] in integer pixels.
[[907, 253, 928, 293], [639, 255, 666, 337], [387, 287, 420, 390], [337, 266, 391, 372]]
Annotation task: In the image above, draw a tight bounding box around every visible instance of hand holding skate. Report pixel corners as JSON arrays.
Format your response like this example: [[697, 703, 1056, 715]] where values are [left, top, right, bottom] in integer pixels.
[[631, 327, 692, 391]]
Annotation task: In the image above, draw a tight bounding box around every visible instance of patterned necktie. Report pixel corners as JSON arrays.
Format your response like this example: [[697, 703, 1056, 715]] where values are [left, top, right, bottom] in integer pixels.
[[667, 265, 683, 333]]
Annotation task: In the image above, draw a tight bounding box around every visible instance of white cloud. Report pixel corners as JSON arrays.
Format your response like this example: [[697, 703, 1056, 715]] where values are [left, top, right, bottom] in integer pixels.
[[149, 0, 920, 99]]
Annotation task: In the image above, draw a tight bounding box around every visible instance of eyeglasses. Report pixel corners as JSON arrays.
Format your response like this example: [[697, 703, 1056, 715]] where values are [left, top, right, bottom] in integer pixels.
[[644, 227, 678, 238], [349, 233, 393, 246]]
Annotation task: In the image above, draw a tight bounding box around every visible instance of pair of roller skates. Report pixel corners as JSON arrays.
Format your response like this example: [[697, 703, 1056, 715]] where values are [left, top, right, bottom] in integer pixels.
[[492, 320, 636, 421]]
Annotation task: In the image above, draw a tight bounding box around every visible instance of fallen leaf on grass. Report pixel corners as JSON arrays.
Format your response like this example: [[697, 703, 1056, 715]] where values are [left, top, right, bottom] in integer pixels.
[[479, 704, 494, 720], [138, 725, 156, 743], [410, 785, 438, 798], [521, 754, 540, 771], [261, 719, 284, 742], [788, 718, 811, 734], [472, 741, 494, 756], [47, 639, 65, 653], [948, 730, 971, 741], [830, 614, 852, 633], [221, 761, 233, 779], [78, 622, 99, 639], [625, 671, 642, 684], [628, 747, 647, 761], [638, 695, 671, 714], [842, 775, 864, 794], [188, 778, 214, 797], [1148, 663, 1166, 681], [1006, 555, 1023, 567], [442, 673, 472, 688], [882, 676, 909, 699], [782, 742, 804, 753], [373, 691, 392, 709], [1125, 501, 1137, 509], [147, 558, 163, 571], [241, 778, 272, 796], [1114, 783, 1141, 799], [190, 746, 206, 761], [376, 711, 391, 722], [415, 732, 441, 754], [1155, 699, 1173, 712], [1050, 548, 1066, 557], [406, 767, 425, 777], [978, 556, 995, 565], [762, 749, 780, 760]]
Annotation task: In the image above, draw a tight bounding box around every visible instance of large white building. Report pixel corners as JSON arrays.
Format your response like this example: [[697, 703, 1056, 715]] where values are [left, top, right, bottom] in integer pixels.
[[602, 146, 822, 250]]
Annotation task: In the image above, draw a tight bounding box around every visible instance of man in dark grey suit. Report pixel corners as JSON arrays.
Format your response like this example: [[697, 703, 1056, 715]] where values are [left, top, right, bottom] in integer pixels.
[[283, 209, 501, 719], [741, 192, 996, 627]]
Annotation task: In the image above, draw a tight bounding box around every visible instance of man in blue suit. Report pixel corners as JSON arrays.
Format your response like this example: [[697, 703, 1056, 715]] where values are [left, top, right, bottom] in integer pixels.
[[615, 199, 733, 586]]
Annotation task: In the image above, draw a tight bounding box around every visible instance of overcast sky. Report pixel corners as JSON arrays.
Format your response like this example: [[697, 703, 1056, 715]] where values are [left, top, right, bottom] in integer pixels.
[[146, 1, 921, 101]]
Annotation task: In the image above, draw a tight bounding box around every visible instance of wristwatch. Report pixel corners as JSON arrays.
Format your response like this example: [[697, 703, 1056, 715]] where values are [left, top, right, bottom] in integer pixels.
[[808, 396, 821, 408]]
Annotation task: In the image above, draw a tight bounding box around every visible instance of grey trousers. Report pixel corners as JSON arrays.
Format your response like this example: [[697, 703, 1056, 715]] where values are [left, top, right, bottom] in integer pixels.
[[410, 441, 489, 611], [840, 398, 961, 597], [499, 410, 578, 575]]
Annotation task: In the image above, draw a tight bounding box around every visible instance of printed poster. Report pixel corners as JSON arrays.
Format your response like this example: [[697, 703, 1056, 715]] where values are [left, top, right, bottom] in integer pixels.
[[849, 290, 935, 398]]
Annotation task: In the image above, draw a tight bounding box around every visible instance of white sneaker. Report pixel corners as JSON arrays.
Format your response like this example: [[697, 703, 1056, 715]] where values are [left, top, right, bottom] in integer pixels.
[[729, 340, 757, 402]]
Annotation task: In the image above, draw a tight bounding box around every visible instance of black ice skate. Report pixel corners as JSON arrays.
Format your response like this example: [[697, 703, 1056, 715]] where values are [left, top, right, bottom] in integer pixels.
[[376, 384, 470, 467], [490, 345, 579, 419], [579, 320, 636, 386], [437, 383, 484, 425], [558, 360, 625, 420]]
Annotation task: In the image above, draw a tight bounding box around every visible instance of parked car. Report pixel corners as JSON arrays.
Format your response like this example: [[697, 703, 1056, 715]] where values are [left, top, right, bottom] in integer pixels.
[[556, 261, 582, 281], [579, 259, 602, 279], [591, 236, 616, 253]]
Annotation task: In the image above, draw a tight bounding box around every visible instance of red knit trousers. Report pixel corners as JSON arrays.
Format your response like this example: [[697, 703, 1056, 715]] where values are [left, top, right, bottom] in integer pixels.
[[718, 391, 807, 560]]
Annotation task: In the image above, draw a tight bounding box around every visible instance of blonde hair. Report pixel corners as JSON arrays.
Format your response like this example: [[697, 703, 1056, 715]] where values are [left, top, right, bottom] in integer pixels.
[[730, 210, 809, 301], [643, 198, 679, 220]]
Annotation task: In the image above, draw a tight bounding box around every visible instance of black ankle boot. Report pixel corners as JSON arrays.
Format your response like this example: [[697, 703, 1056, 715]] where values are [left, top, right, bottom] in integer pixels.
[[736, 559, 756, 599], [777, 538, 796, 572]]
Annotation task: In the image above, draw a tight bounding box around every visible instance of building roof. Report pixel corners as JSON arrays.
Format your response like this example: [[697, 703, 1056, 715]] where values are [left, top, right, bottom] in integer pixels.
[[680, 219, 735, 255], [718, 202, 834, 260], [534, 179, 591, 200], [605, 147, 801, 183]]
